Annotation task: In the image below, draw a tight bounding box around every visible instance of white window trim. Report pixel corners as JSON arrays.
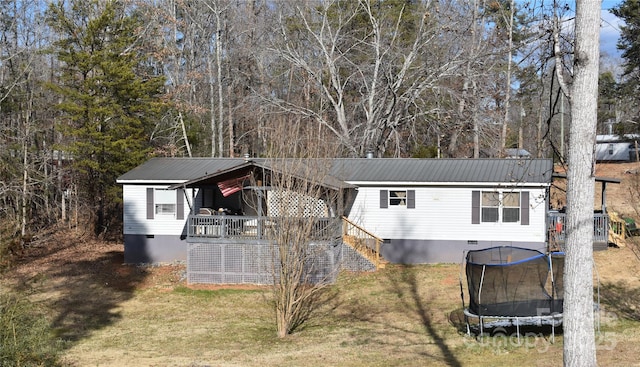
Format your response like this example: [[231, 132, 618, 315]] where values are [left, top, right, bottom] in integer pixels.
[[154, 188, 177, 217], [481, 191, 520, 223], [389, 190, 408, 206]]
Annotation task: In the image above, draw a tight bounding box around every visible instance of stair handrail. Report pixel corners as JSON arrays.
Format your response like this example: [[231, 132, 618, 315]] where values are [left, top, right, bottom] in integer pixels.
[[341, 216, 384, 269]]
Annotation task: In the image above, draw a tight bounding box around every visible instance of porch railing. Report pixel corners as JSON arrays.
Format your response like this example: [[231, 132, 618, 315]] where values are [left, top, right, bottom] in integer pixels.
[[187, 214, 340, 241], [547, 212, 609, 244]]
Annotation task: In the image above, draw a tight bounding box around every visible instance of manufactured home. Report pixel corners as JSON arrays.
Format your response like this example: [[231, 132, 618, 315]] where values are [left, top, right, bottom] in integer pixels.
[[595, 134, 640, 162], [117, 158, 557, 269]]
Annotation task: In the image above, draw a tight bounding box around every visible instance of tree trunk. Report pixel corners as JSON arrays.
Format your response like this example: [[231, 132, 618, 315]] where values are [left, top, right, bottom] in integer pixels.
[[501, 0, 515, 156], [215, 6, 225, 157], [563, 1, 600, 366], [21, 119, 29, 237], [537, 107, 544, 158], [208, 53, 217, 157], [178, 112, 192, 157]]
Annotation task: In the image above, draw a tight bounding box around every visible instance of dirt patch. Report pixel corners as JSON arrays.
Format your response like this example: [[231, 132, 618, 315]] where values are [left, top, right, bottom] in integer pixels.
[[595, 162, 640, 217], [551, 162, 640, 216], [4, 230, 183, 292]]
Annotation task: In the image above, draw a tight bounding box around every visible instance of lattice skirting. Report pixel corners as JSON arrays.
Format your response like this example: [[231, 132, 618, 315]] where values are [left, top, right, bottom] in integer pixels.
[[187, 242, 377, 285]]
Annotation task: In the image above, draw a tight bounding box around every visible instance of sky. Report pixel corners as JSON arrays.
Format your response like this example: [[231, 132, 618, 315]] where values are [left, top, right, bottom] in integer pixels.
[[515, 1, 625, 59], [600, 0, 625, 58]]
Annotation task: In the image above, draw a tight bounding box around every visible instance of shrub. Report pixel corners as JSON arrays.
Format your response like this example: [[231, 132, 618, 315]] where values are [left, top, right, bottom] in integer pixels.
[[0, 293, 62, 366]]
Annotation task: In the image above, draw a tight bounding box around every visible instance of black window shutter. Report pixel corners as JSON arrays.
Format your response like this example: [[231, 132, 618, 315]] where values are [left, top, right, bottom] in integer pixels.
[[472, 191, 480, 224], [146, 188, 154, 220], [520, 191, 530, 225], [176, 189, 184, 220], [407, 190, 415, 209], [380, 190, 388, 208]]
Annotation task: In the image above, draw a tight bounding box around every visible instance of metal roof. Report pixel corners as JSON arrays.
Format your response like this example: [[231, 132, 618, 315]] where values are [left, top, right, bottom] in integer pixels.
[[116, 158, 250, 182], [331, 158, 553, 184], [118, 157, 553, 186]]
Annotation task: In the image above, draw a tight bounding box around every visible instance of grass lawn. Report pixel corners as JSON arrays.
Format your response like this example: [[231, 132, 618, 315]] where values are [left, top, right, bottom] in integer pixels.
[[3, 225, 640, 366], [51, 247, 640, 366]]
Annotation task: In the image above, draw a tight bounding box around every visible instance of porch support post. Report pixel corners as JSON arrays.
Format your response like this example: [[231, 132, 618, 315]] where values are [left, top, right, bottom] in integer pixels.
[[601, 182, 607, 213], [178, 184, 194, 213], [257, 187, 263, 239]]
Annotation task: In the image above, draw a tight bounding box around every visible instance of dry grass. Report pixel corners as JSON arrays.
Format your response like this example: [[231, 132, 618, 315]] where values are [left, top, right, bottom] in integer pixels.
[[2, 163, 640, 366], [4, 242, 640, 367]]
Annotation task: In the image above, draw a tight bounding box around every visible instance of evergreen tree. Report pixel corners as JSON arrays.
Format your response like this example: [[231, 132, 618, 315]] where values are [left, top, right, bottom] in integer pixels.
[[612, 0, 640, 86], [46, 0, 166, 235], [611, 0, 640, 131], [597, 71, 618, 134]]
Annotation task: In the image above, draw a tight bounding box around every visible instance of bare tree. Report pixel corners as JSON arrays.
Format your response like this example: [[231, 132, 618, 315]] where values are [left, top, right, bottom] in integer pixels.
[[431, 0, 512, 158], [504, 1, 577, 160], [268, 0, 467, 157], [262, 116, 341, 337], [141, 0, 216, 157], [500, 0, 516, 155], [563, 1, 601, 365], [0, 0, 57, 246]]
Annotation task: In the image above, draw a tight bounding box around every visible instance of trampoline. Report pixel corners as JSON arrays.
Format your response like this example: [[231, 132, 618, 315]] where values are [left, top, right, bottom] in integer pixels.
[[460, 247, 565, 340]]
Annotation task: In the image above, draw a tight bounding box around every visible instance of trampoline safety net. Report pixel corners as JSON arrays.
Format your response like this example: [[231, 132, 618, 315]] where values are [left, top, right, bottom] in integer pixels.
[[465, 247, 564, 318]]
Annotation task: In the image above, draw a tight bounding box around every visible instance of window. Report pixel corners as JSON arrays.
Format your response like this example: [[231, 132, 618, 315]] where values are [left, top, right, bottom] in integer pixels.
[[146, 188, 184, 220], [502, 192, 520, 223], [380, 190, 415, 209], [154, 189, 176, 215], [608, 143, 614, 155], [480, 191, 520, 223], [481, 192, 499, 222], [390, 190, 407, 206]]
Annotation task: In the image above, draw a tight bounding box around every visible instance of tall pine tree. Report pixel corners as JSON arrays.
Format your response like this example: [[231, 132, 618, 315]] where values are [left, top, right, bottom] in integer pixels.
[[611, 0, 640, 132], [612, 0, 640, 86], [47, 0, 165, 235]]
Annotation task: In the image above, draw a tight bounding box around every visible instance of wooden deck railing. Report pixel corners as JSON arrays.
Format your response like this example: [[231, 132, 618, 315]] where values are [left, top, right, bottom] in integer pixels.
[[341, 216, 385, 269], [187, 214, 385, 270], [187, 214, 339, 241]]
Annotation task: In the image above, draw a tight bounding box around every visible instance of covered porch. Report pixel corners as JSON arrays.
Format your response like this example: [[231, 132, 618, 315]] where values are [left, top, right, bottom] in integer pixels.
[[172, 159, 384, 284]]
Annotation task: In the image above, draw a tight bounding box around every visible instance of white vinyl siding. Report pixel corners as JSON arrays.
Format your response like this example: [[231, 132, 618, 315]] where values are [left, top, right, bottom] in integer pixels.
[[347, 186, 546, 244], [123, 185, 194, 235]]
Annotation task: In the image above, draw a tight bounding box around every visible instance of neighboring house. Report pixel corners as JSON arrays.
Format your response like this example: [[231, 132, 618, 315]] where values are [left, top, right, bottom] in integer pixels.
[[595, 134, 640, 162], [504, 148, 532, 159], [117, 157, 555, 268]]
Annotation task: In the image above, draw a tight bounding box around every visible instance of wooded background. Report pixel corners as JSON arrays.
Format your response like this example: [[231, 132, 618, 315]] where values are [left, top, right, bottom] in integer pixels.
[[0, 0, 638, 242]]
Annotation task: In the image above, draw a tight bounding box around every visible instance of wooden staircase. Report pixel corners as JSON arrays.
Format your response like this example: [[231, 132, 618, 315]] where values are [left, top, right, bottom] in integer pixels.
[[341, 216, 386, 270], [607, 211, 639, 247]]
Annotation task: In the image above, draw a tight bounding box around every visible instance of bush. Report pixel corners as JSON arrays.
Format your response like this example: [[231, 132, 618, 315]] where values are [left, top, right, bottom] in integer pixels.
[[0, 293, 62, 366]]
